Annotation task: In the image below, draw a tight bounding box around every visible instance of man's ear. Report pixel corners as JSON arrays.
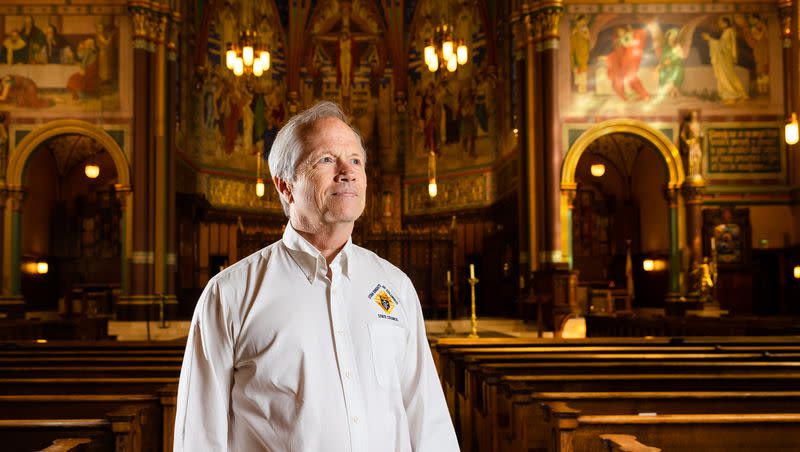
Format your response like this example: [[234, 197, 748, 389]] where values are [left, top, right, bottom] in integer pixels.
[[273, 176, 293, 204]]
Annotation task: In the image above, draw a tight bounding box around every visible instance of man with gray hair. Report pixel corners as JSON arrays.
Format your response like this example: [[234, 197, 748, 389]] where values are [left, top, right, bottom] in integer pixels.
[[174, 100, 459, 451]]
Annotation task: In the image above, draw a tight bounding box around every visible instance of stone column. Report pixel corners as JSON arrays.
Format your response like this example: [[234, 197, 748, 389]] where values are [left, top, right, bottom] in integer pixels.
[[0, 190, 24, 317], [779, 1, 797, 185], [127, 5, 154, 303], [665, 187, 681, 299], [120, 4, 179, 319], [536, 2, 563, 268], [522, 7, 539, 277]]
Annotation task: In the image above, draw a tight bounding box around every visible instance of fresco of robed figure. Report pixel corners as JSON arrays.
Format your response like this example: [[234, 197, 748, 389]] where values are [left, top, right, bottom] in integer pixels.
[[565, 11, 776, 116]]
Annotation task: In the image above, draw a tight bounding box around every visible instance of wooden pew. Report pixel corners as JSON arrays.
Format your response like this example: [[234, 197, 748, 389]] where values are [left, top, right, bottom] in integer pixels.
[[544, 402, 800, 452], [35, 437, 95, 452], [0, 394, 163, 452], [599, 434, 660, 452], [463, 370, 800, 452], [0, 365, 181, 378], [0, 404, 145, 452], [505, 391, 800, 452], [463, 356, 800, 450], [0, 380, 177, 451]]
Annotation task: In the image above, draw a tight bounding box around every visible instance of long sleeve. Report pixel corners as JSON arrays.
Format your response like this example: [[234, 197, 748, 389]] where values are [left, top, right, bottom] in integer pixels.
[[174, 280, 236, 451], [400, 277, 460, 452]]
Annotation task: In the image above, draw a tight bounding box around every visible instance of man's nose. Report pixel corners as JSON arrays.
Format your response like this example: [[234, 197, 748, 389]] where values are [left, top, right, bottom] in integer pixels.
[[335, 159, 357, 181]]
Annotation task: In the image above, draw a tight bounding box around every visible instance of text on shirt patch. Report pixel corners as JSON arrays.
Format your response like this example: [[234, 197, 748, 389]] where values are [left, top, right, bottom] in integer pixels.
[[369, 284, 399, 321]]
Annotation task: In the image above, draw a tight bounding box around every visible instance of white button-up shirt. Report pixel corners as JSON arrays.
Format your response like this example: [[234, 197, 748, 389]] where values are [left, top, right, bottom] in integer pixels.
[[174, 222, 459, 451]]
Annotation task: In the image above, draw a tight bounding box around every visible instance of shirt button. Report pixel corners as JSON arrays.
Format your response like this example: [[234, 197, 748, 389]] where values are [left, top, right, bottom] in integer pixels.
[[345, 371, 351, 378], [337, 329, 345, 335], [353, 416, 359, 424]]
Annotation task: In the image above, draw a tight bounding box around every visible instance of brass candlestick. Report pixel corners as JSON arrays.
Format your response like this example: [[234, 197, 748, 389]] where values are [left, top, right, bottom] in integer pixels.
[[444, 275, 455, 335], [468, 274, 479, 338]]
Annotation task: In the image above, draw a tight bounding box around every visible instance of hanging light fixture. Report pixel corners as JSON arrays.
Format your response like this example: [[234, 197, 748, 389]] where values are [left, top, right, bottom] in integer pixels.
[[785, 113, 798, 145], [423, 23, 468, 73], [427, 150, 438, 198], [84, 152, 100, 179], [225, 23, 270, 78], [590, 163, 605, 177]]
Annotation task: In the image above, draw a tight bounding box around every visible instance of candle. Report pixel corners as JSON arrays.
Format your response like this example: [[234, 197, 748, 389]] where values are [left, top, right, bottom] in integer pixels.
[[710, 237, 716, 251], [469, 264, 475, 279], [446, 270, 451, 283]]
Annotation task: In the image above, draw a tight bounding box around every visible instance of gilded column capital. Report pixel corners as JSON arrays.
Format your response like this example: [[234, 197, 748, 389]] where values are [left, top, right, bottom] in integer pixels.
[[663, 187, 679, 207], [681, 180, 706, 205], [563, 188, 577, 210], [538, 4, 563, 43], [114, 184, 133, 205], [6, 189, 23, 212], [524, 12, 542, 45]]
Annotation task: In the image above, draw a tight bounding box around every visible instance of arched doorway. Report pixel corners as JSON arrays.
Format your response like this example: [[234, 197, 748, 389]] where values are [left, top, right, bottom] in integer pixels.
[[5, 120, 131, 313], [561, 119, 685, 308]]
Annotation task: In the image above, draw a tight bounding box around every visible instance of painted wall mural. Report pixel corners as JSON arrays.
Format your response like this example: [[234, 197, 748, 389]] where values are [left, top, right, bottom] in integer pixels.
[[301, 0, 388, 155], [192, 0, 287, 173], [406, 0, 496, 177], [0, 10, 129, 117], [562, 3, 781, 117]]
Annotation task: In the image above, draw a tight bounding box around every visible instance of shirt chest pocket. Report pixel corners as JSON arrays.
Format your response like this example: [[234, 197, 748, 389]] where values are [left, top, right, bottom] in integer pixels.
[[368, 322, 408, 390]]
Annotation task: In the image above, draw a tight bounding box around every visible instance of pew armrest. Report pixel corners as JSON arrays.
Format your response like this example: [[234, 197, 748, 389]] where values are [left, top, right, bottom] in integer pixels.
[[35, 438, 93, 452], [600, 434, 661, 452]]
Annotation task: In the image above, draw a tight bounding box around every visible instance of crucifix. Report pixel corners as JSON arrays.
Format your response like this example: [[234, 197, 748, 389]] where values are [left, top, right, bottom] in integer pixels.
[[313, 1, 378, 110]]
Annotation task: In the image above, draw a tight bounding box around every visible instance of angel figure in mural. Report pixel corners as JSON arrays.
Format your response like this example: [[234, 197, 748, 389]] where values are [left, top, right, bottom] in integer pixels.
[[734, 14, 769, 96], [648, 16, 705, 99], [605, 25, 649, 102], [95, 22, 117, 84], [702, 16, 749, 104], [570, 15, 591, 94], [679, 110, 704, 180], [418, 82, 440, 156]]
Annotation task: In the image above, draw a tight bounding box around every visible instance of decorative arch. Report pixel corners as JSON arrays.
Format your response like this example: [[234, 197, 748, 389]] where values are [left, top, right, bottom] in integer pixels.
[[4, 119, 131, 297], [561, 118, 684, 190], [559, 119, 685, 296], [7, 119, 130, 188]]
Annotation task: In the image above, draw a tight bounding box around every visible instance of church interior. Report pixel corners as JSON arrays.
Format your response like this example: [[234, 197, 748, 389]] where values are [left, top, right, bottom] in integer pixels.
[[2, 0, 800, 450]]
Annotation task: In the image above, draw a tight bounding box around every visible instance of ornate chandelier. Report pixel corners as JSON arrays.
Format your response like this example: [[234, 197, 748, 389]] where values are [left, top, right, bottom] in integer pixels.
[[423, 24, 468, 73], [225, 30, 270, 77]]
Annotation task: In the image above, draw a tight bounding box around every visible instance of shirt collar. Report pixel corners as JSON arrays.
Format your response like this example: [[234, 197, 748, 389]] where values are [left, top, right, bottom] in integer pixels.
[[282, 221, 353, 284]]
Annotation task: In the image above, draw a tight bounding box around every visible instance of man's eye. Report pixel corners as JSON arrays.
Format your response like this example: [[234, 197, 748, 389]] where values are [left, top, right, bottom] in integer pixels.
[[319, 156, 335, 163], [350, 158, 362, 165]]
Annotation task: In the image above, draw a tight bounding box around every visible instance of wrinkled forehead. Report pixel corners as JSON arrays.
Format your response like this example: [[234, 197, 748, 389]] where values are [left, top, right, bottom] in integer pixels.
[[299, 117, 366, 158]]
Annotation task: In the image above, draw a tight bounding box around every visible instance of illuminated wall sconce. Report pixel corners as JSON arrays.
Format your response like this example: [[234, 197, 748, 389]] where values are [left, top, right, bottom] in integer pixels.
[[590, 163, 605, 177], [22, 261, 49, 274], [642, 259, 667, 272], [427, 150, 438, 198], [255, 178, 265, 197], [794, 265, 800, 279], [786, 113, 799, 145]]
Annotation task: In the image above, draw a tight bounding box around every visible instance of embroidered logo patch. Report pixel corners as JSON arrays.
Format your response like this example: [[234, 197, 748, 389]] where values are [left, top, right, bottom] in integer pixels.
[[368, 284, 398, 315], [374, 289, 395, 314]]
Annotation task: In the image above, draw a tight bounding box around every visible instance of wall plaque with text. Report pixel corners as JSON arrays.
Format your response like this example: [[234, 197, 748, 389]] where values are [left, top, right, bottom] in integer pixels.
[[706, 127, 782, 175]]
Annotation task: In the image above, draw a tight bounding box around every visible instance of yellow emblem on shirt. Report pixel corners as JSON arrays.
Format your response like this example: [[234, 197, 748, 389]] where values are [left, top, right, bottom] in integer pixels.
[[373, 289, 396, 314]]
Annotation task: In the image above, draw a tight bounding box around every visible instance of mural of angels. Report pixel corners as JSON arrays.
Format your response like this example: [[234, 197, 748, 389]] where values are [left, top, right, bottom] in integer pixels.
[[564, 11, 777, 116]]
